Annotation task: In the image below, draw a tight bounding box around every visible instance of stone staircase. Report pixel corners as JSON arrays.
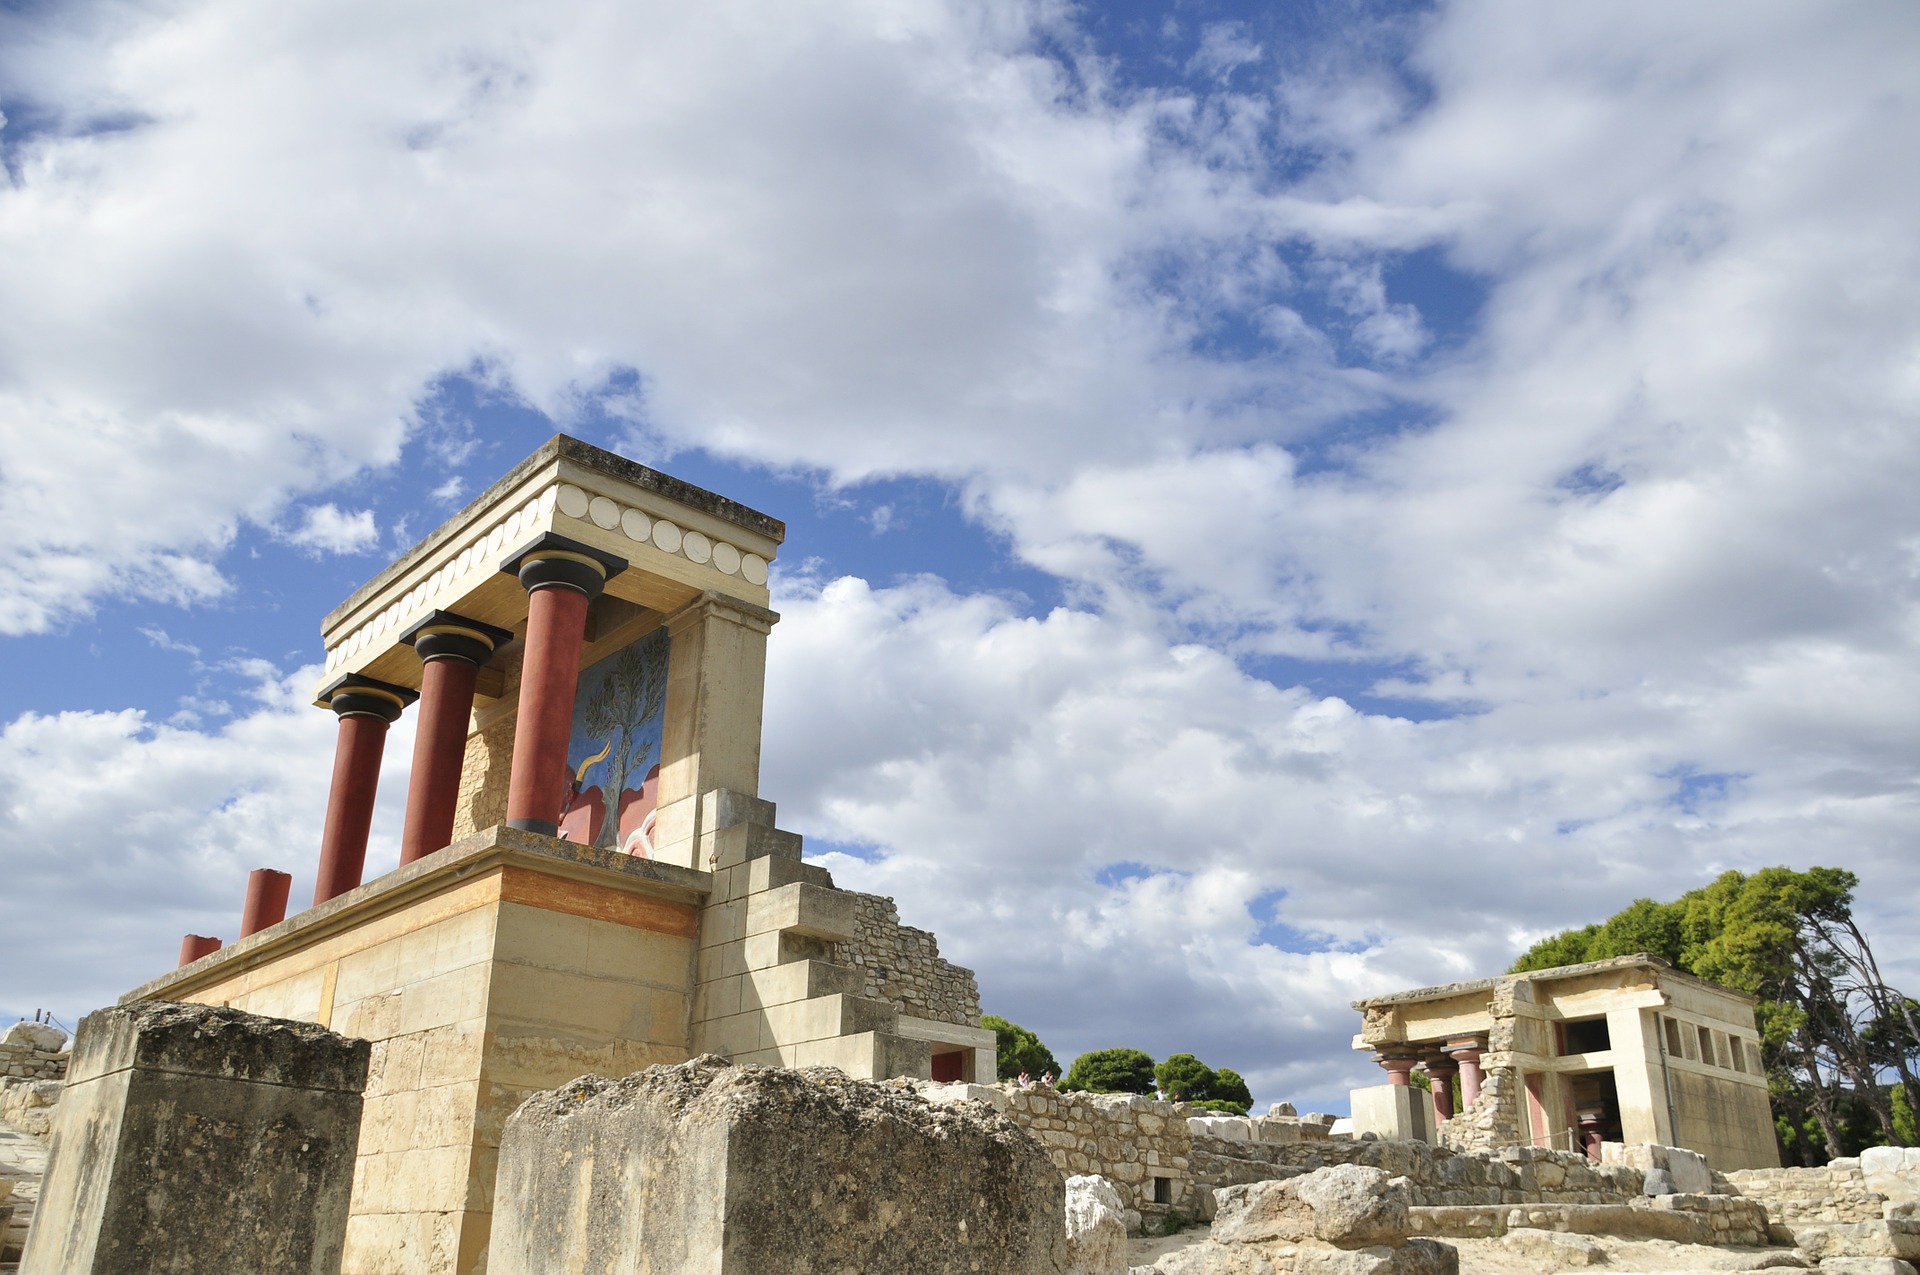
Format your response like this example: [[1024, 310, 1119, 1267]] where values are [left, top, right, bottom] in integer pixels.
[[688, 791, 932, 1079]]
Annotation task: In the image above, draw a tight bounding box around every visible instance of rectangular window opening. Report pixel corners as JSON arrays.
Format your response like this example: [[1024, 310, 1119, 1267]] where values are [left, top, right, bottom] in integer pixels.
[[1153, 1176, 1172, 1206], [1561, 1017, 1611, 1055], [1696, 1024, 1714, 1064], [1663, 1017, 1684, 1057]]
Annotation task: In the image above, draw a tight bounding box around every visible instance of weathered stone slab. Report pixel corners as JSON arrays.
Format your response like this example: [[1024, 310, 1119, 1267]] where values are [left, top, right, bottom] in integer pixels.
[[1067, 1175, 1129, 1275], [489, 1055, 1068, 1274], [1213, 1165, 1412, 1248], [22, 1000, 369, 1275]]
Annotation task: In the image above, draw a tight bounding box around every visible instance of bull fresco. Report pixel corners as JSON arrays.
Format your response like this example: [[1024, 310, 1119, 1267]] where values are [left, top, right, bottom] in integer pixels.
[[559, 626, 669, 856]]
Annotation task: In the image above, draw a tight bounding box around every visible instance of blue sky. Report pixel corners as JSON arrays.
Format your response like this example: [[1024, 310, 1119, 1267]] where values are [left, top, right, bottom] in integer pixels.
[[3, 0, 1919, 1114]]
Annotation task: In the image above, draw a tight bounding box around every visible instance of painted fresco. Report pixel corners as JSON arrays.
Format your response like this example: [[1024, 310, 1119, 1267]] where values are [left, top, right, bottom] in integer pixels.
[[559, 626, 669, 856]]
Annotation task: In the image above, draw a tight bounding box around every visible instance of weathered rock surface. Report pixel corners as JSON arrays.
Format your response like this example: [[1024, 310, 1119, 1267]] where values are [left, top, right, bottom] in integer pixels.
[[22, 1000, 368, 1275], [1150, 1235, 1457, 1275], [1069, 1175, 1132, 1275], [0, 1025, 65, 1055], [1213, 1166, 1412, 1248], [490, 1054, 1069, 1275]]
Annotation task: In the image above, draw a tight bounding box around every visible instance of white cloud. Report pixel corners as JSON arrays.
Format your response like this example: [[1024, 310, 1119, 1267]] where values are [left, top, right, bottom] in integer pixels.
[[282, 504, 380, 556], [0, 663, 415, 1023], [2, 0, 1920, 1110]]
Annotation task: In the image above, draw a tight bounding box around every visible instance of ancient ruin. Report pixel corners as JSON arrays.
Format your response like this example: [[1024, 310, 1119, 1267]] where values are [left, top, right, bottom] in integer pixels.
[[3, 435, 1915, 1274], [1349, 956, 1780, 1170]]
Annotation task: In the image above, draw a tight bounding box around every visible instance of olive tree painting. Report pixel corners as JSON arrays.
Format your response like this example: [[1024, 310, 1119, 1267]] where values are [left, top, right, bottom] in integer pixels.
[[560, 627, 670, 856]]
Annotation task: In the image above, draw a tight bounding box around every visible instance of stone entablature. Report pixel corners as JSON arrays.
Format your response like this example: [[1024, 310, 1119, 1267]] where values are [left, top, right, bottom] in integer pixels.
[[320, 437, 779, 691], [841, 893, 982, 1027]]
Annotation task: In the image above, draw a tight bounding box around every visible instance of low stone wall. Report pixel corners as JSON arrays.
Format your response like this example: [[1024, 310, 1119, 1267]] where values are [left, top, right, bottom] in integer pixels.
[[1260, 1139, 1648, 1208], [0, 1023, 68, 1084], [1722, 1158, 1889, 1227], [839, 894, 982, 1027], [1410, 1194, 1772, 1247]]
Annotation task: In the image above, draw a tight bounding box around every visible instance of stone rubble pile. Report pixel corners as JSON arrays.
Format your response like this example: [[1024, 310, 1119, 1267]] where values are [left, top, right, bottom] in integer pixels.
[[1139, 1164, 1460, 1275]]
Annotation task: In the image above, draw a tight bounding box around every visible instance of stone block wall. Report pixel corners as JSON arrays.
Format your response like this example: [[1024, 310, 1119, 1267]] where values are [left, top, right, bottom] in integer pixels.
[[1722, 1159, 1890, 1226], [839, 894, 982, 1027], [0, 1024, 68, 1084]]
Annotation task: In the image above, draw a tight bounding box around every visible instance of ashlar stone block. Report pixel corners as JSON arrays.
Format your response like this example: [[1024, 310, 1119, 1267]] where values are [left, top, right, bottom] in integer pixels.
[[24, 1000, 370, 1275], [489, 1055, 1068, 1275]]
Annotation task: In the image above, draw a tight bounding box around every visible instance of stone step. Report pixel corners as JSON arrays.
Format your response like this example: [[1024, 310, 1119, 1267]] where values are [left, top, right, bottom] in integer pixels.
[[742, 959, 864, 1012], [762, 993, 899, 1046], [745, 881, 856, 943]]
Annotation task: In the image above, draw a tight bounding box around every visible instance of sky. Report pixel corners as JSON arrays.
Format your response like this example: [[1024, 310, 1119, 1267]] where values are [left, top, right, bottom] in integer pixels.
[[2, 0, 1918, 1114]]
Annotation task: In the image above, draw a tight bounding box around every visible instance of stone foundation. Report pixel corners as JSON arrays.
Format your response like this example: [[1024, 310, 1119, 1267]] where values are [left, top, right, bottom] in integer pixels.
[[489, 1057, 1068, 1275]]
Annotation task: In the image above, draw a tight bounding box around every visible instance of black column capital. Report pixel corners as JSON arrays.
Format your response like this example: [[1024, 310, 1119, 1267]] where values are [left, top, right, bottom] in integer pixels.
[[401, 610, 516, 666], [315, 674, 418, 722], [500, 532, 629, 600]]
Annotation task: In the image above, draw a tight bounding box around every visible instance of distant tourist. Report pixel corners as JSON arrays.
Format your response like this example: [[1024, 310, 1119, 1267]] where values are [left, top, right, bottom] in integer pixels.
[[1040, 1071, 1055, 1086], [1016, 1070, 1031, 1088]]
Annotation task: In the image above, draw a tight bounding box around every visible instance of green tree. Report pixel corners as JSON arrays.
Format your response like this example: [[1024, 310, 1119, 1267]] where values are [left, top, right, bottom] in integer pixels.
[[1893, 1084, 1917, 1146], [1513, 866, 1918, 1163], [1155, 1054, 1216, 1102], [1061, 1048, 1157, 1095], [981, 1014, 1059, 1082], [1213, 1067, 1254, 1111]]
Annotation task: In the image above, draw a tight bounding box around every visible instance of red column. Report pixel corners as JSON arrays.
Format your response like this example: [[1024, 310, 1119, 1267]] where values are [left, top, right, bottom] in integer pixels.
[[501, 543, 621, 836], [1377, 1053, 1418, 1086], [240, 868, 292, 937], [1578, 1112, 1604, 1160], [1447, 1037, 1486, 1108], [399, 613, 513, 864], [401, 656, 477, 863], [504, 586, 590, 834], [178, 934, 222, 966], [312, 679, 411, 905], [1426, 1060, 1459, 1123]]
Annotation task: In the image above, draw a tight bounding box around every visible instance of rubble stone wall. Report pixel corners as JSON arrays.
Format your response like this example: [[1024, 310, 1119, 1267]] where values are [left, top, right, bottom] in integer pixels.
[[1439, 1066, 1523, 1155], [1261, 1139, 1648, 1208], [0, 1034, 67, 1083], [839, 893, 982, 1027], [1722, 1159, 1889, 1225]]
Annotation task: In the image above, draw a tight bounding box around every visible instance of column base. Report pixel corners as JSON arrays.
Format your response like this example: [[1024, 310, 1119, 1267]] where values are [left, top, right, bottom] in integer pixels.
[[506, 817, 559, 836]]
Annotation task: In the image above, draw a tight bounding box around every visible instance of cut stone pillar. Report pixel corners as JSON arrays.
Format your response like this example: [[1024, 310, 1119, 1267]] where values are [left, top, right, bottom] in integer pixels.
[[24, 1000, 369, 1275], [398, 611, 514, 864], [1349, 1082, 1432, 1143], [501, 535, 626, 836], [239, 868, 292, 937], [651, 595, 777, 864], [312, 675, 416, 904], [488, 1056, 1068, 1275]]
